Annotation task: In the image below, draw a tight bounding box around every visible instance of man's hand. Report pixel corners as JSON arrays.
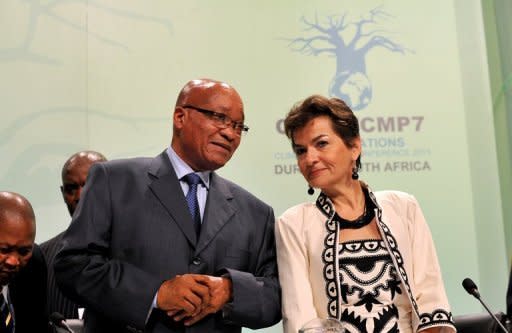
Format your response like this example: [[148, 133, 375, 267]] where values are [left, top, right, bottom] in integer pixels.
[[171, 275, 232, 325], [156, 274, 211, 318]]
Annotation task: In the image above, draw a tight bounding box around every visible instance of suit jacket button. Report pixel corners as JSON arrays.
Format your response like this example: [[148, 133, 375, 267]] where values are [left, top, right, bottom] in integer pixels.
[[192, 257, 201, 265]]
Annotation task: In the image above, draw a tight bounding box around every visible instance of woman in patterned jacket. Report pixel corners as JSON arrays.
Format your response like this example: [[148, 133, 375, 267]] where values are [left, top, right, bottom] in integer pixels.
[[276, 95, 456, 333]]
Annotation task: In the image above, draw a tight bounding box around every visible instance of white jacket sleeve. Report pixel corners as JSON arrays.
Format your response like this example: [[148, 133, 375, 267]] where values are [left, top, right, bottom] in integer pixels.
[[276, 208, 319, 333], [407, 195, 456, 333]]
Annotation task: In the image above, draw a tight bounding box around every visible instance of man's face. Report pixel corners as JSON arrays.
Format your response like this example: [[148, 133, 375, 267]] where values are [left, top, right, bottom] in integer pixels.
[[0, 217, 35, 286], [61, 160, 96, 216], [173, 85, 245, 171]]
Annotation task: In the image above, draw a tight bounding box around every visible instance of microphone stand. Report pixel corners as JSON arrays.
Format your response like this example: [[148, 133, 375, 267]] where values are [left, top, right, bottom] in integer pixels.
[[473, 295, 509, 333]]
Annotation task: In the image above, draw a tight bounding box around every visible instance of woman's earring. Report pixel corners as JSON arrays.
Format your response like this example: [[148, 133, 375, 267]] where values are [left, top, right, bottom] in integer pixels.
[[351, 167, 359, 180], [307, 186, 314, 195]]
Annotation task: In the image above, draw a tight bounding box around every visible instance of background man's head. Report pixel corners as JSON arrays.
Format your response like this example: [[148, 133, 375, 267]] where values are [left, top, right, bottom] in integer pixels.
[[0, 191, 36, 286], [60, 151, 107, 216], [171, 78, 246, 171]]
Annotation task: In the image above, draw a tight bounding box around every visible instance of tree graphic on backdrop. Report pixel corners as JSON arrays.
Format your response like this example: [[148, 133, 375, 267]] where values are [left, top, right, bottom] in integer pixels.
[[287, 7, 411, 111]]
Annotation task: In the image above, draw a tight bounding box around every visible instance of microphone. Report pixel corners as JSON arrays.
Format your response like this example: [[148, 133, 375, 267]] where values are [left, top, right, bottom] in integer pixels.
[[462, 278, 509, 333], [49, 312, 75, 333], [462, 277, 480, 298]]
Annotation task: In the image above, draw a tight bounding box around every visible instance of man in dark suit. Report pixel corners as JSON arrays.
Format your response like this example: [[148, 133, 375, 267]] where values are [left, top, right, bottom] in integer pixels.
[[0, 191, 48, 333], [41, 151, 107, 319], [55, 78, 281, 332]]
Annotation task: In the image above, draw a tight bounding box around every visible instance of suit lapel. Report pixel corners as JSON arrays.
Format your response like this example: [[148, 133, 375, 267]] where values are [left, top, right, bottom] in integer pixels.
[[148, 152, 197, 246], [196, 172, 235, 254]]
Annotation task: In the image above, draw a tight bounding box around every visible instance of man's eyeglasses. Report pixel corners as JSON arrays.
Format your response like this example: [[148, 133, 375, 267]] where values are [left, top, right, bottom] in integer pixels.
[[182, 105, 249, 135]]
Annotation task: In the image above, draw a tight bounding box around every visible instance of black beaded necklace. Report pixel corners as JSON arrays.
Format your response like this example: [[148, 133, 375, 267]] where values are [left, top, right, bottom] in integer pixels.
[[335, 187, 375, 229]]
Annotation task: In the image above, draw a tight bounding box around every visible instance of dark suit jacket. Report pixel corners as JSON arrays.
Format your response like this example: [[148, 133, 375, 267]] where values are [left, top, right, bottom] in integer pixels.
[[41, 232, 79, 319], [9, 244, 49, 333], [54, 151, 281, 333], [507, 268, 512, 317]]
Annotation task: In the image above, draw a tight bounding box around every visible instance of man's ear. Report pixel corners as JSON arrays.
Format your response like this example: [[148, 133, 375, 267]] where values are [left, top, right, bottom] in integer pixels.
[[173, 106, 186, 129]]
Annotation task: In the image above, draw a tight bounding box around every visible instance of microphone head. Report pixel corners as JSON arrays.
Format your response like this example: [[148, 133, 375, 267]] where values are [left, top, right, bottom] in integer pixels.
[[50, 312, 66, 323], [462, 278, 480, 298]]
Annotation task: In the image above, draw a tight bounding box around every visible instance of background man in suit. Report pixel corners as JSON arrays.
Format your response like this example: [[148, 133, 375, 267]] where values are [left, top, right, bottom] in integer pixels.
[[0, 191, 48, 333], [55, 78, 281, 332], [41, 151, 107, 319]]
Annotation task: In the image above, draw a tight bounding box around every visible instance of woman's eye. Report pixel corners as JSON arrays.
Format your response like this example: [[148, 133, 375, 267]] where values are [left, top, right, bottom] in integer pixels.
[[294, 147, 306, 155], [317, 140, 328, 148]]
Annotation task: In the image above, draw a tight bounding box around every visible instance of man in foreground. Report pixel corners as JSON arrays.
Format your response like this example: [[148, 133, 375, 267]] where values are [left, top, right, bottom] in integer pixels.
[[55, 79, 281, 332]]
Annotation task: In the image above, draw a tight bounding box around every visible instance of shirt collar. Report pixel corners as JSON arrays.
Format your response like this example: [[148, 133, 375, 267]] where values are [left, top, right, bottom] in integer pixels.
[[166, 147, 211, 189], [1, 285, 8, 299]]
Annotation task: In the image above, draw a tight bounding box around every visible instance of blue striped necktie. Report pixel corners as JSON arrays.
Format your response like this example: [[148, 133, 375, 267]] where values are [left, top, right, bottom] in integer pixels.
[[182, 173, 202, 236], [1, 293, 14, 333]]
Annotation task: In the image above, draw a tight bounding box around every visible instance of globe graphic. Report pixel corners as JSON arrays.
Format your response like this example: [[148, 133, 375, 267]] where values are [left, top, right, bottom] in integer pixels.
[[329, 71, 372, 111]]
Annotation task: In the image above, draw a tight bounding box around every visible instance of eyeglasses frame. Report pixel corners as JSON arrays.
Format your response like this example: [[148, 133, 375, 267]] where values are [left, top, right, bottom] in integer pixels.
[[181, 105, 249, 135]]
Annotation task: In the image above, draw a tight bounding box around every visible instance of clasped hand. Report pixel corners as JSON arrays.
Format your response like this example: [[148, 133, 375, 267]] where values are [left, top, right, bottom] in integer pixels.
[[157, 274, 232, 326]]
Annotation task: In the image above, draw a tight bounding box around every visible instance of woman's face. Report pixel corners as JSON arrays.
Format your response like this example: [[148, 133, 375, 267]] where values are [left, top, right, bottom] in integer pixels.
[[292, 115, 360, 191]]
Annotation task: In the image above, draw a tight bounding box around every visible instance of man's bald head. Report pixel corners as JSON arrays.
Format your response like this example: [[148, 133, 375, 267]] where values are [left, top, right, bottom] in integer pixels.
[[0, 191, 36, 230], [175, 79, 243, 110], [61, 151, 107, 182], [61, 150, 107, 216], [0, 191, 36, 286]]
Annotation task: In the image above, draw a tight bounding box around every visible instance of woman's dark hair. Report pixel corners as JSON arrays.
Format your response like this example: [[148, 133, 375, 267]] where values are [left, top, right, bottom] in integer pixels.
[[284, 94, 361, 169]]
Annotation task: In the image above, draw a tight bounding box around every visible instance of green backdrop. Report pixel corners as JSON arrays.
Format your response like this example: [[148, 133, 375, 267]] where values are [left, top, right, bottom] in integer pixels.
[[1, 1, 510, 331]]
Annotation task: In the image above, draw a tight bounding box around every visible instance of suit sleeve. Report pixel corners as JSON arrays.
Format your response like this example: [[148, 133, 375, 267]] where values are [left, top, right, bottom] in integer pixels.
[[221, 205, 282, 329], [54, 163, 161, 329], [10, 244, 49, 333], [275, 208, 318, 333]]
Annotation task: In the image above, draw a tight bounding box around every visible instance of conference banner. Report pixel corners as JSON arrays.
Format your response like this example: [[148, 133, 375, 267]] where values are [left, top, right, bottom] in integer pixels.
[[0, 1, 507, 330]]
